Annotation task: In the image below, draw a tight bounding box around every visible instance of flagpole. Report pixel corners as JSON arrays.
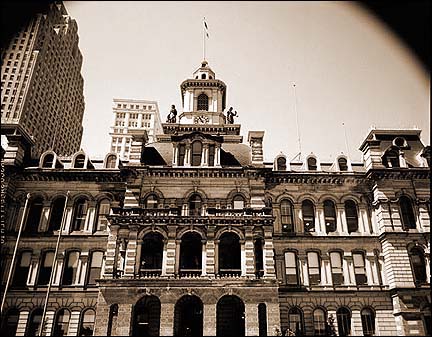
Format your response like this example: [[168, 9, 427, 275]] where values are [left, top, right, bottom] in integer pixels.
[[203, 17, 206, 60], [38, 191, 70, 336], [1, 193, 31, 314]]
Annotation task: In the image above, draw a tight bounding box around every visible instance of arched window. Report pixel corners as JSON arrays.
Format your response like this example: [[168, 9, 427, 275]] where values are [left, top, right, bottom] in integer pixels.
[[258, 303, 267, 337], [288, 307, 304, 336], [219, 232, 241, 275], [361, 307, 375, 336], [399, 196, 416, 229], [307, 251, 321, 285], [74, 154, 86, 168], [1, 308, 19, 336], [42, 153, 54, 168], [338, 157, 348, 171], [179, 232, 202, 275], [13, 251, 31, 287], [145, 194, 158, 209], [96, 199, 110, 231], [254, 238, 264, 277], [313, 308, 327, 336], [79, 309, 96, 336], [132, 296, 161, 336], [201, 73, 206, 79], [330, 252, 344, 285], [353, 252, 367, 285], [344, 200, 358, 233], [302, 200, 315, 232], [62, 251, 80, 286], [53, 308, 71, 336], [48, 197, 66, 232], [307, 157, 317, 171], [197, 93, 209, 111], [87, 251, 104, 286], [25, 197, 43, 233], [37, 251, 54, 286], [191, 141, 202, 166], [233, 195, 245, 209], [409, 247, 427, 285], [178, 144, 186, 166], [284, 251, 299, 285], [107, 304, 119, 337], [276, 157, 286, 171], [336, 307, 351, 337], [72, 198, 88, 231], [140, 232, 164, 275], [26, 308, 43, 336], [106, 155, 117, 168], [281, 200, 294, 234], [188, 194, 202, 216], [383, 149, 400, 168], [324, 200, 337, 233]]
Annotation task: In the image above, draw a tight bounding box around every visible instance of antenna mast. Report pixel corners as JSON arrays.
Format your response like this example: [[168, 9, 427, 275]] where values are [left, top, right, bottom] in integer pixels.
[[292, 83, 302, 161], [342, 122, 350, 157]]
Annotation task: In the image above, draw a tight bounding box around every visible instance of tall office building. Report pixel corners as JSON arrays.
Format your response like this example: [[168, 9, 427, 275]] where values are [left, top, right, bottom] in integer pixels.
[[109, 98, 163, 161], [0, 1, 85, 159]]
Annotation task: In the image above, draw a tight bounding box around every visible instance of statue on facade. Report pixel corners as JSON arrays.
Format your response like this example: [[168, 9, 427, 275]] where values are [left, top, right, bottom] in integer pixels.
[[166, 104, 177, 123], [226, 107, 238, 124]]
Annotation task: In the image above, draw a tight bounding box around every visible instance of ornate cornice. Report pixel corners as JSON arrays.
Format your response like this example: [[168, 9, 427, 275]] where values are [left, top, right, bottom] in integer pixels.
[[14, 169, 128, 182], [366, 168, 430, 181]]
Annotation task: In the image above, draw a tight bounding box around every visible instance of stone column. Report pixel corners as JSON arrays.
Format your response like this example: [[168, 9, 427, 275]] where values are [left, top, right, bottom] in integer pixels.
[[201, 239, 207, 276], [425, 253, 431, 282], [84, 201, 96, 233], [175, 239, 181, 275], [418, 202, 430, 232], [67, 310, 81, 336], [160, 302, 175, 336], [205, 226, 216, 276], [316, 206, 325, 234], [161, 239, 168, 276], [124, 226, 139, 277], [359, 206, 371, 234], [244, 227, 255, 277], [172, 143, 178, 166], [214, 240, 219, 275], [62, 204, 74, 234], [337, 206, 348, 234], [215, 144, 221, 167], [52, 253, 64, 286], [320, 255, 329, 286], [202, 144, 209, 167], [28, 252, 40, 286], [364, 254, 374, 286], [240, 239, 247, 276], [116, 303, 133, 336], [78, 252, 89, 286], [263, 227, 276, 278], [294, 207, 302, 233], [203, 302, 217, 336], [245, 302, 259, 336], [184, 144, 191, 167], [15, 310, 29, 336], [298, 253, 308, 286], [39, 201, 51, 232], [345, 254, 355, 286], [165, 225, 177, 276], [104, 225, 119, 277]]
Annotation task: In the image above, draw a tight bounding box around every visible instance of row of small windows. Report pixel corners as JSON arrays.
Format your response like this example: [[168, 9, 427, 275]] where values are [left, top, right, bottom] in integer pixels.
[[283, 246, 427, 287], [41, 153, 117, 169], [275, 156, 349, 171], [177, 141, 216, 166], [116, 103, 154, 110], [1, 307, 95, 336], [279, 195, 417, 234], [12, 250, 104, 288]]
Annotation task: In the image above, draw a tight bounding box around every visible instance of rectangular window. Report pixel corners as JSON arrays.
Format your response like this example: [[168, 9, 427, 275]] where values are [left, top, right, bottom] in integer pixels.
[[37, 251, 54, 285], [330, 252, 344, 285], [13, 252, 31, 287], [62, 252, 79, 285], [307, 252, 321, 285], [284, 252, 299, 285], [87, 252, 103, 285], [353, 253, 367, 285]]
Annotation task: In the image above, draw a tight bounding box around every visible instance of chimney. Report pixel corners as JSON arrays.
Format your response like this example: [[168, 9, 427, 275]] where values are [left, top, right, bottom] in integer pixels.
[[128, 129, 148, 164], [248, 131, 265, 166], [1, 126, 34, 167]]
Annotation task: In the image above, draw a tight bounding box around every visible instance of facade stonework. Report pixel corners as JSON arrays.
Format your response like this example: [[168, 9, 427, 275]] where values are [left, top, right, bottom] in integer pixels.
[[1, 61, 430, 336]]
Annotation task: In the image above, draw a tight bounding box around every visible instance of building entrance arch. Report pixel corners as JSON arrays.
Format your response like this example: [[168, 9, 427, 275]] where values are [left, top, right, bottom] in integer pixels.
[[132, 295, 161, 336], [216, 295, 245, 336], [174, 295, 203, 336]]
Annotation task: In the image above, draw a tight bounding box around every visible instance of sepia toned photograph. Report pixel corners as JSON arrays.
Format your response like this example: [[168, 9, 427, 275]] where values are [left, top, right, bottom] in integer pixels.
[[0, 1, 430, 336]]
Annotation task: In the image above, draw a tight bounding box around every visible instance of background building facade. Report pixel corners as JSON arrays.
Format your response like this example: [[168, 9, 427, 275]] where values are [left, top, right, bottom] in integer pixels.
[[109, 98, 162, 161], [0, 62, 430, 336], [0, 2, 84, 159]]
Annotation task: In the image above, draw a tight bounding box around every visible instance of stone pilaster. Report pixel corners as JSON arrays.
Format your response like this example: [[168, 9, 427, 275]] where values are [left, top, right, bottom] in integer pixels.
[[116, 304, 133, 336], [263, 227, 276, 278], [245, 302, 259, 336], [160, 302, 174, 336], [124, 226, 138, 277], [39, 201, 51, 232], [205, 225, 216, 276], [104, 225, 119, 277], [165, 225, 177, 276], [244, 226, 255, 277], [203, 303, 216, 336]]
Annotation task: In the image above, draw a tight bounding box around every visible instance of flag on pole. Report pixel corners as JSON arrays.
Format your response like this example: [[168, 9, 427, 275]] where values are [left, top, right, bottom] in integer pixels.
[[203, 17, 209, 38]]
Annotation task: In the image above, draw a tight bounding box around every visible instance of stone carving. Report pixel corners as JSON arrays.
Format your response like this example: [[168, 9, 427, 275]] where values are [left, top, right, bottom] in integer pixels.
[[166, 104, 177, 123], [226, 107, 238, 124]]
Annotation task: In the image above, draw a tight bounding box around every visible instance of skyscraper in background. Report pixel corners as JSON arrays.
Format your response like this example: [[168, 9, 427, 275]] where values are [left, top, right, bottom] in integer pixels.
[[1, 1, 84, 159], [109, 98, 162, 161]]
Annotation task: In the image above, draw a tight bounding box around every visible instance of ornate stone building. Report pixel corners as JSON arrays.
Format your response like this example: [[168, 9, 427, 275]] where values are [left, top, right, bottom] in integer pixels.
[[1, 61, 430, 336]]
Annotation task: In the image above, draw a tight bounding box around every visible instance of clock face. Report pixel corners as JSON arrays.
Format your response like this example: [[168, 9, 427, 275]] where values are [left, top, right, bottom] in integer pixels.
[[194, 115, 209, 124]]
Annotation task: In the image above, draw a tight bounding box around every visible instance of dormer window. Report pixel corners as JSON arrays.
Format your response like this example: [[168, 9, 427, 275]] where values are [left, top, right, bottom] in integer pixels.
[[42, 153, 54, 168], [393, 137, 407, 147], [197, 93, 208, 111], [74, 154, 85, 168], [338, 157, 348, 171], [106, 154, 116, 168], [276, 157, 287, 171], [383, 149, 400, 168], [307, 157, 317, 171], [191, 141, 202, 166]]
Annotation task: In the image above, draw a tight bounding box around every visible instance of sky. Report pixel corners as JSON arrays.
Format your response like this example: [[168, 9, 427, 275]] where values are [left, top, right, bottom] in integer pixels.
[[64, 1, 430, 163]]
